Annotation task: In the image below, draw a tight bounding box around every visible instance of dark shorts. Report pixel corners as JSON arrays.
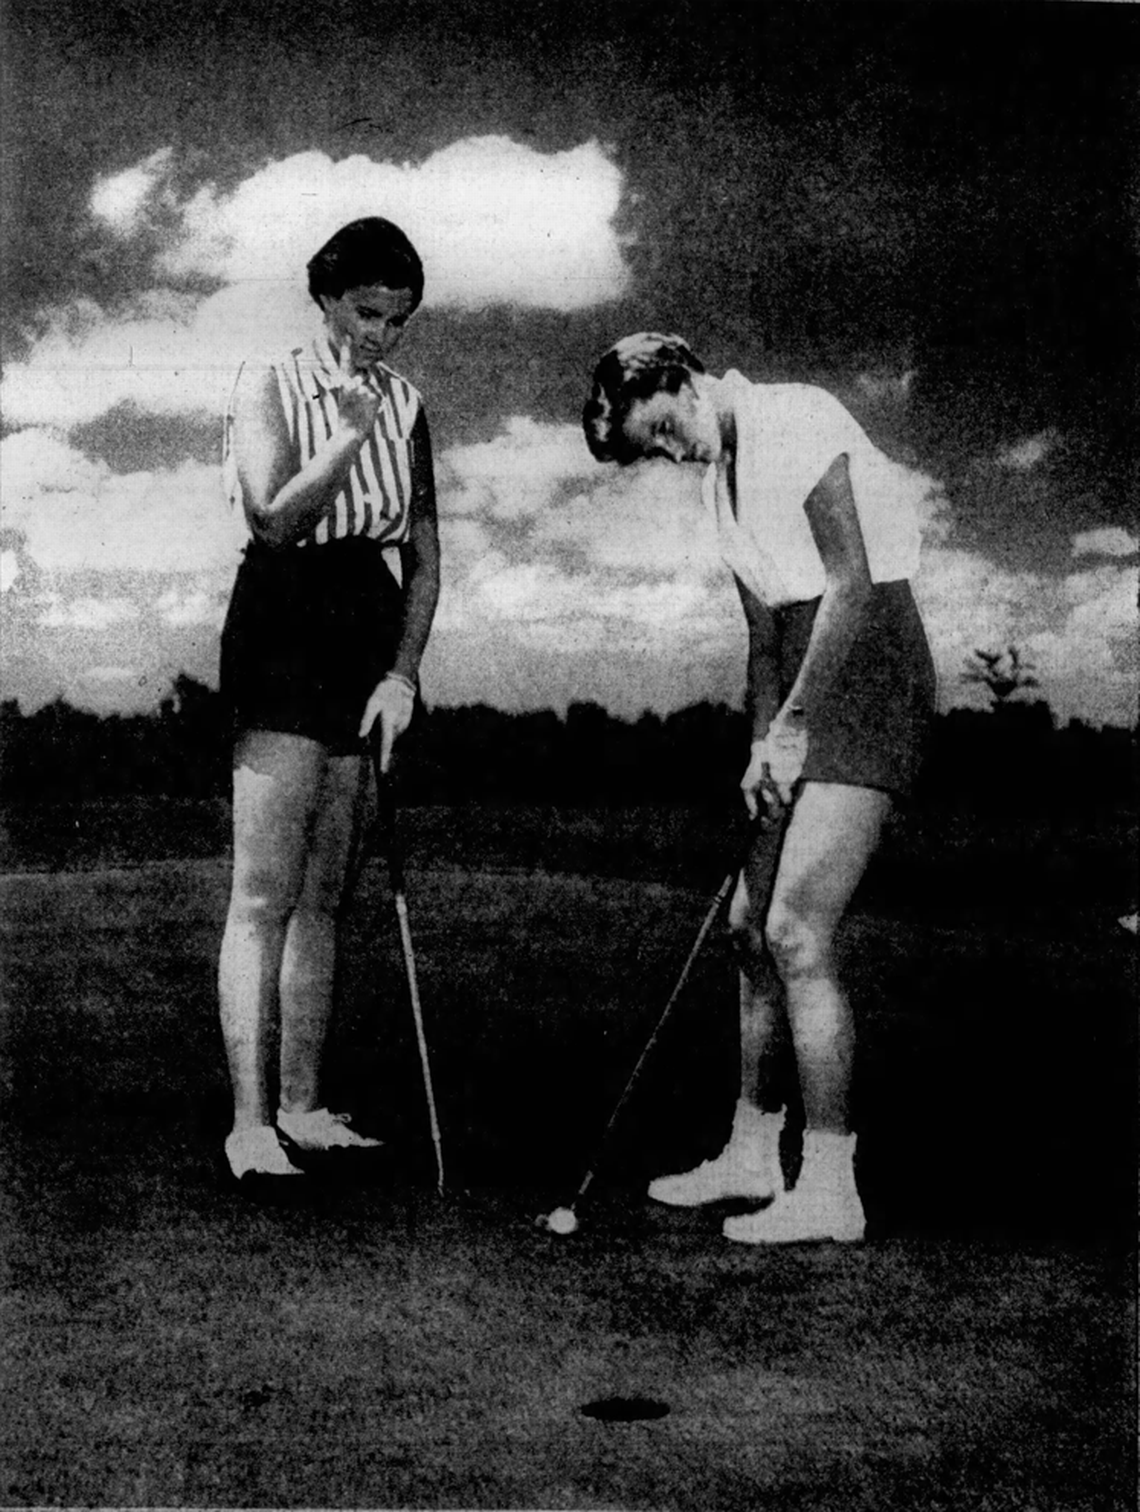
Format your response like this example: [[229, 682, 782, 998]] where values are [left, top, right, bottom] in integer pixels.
[[220, 537, 404, 756], [775, 579, 936, 800]]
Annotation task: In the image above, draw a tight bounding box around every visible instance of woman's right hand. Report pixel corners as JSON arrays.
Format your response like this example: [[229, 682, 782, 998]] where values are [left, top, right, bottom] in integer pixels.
[[741, 709, 807, 816], [740, 740, 780, 820], [330, 339, 381, 437]]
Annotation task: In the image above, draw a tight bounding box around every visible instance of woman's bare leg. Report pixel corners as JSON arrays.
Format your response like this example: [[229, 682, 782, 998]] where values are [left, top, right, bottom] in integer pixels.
[[764, 782, 890, 1129], [278, 753, 367, 1116], [218, 732, 325, 1139], [724, 781, 890, 1243], [646, 817, 789, 1207], [733, 810, 795, 1113]]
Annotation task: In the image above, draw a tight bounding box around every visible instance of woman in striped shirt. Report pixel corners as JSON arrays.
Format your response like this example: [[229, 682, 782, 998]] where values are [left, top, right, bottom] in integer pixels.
[[218, 218, 440, 1180]]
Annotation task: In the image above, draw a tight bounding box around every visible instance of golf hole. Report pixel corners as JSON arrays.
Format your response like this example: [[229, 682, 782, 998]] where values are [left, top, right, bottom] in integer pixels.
[[579, 1396, 670, 1423]]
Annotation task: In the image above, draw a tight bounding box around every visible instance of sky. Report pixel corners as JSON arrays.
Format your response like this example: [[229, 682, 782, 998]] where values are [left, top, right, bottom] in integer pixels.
[[2, 0, 1137, 728]]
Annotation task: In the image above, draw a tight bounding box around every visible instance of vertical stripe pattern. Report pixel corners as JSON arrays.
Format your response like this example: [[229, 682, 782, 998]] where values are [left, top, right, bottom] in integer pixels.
[[223, 338, 421, 549]]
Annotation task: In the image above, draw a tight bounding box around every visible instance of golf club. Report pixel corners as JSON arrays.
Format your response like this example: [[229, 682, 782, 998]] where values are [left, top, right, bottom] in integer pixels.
[[371, 744, 446, 1195], [541, 792, 792, 1235]]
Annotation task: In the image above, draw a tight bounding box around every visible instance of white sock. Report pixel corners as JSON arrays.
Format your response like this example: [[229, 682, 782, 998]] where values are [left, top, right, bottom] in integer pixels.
[[799, 1129, 857, 1190], [730, 1099, 784, 1148]]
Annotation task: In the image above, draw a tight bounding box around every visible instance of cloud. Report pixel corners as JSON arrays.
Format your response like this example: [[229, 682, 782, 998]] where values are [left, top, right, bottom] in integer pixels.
[[539, 463, 725, 578], [152, 138, 629, 311], [913, 546, 1050, 702], [80, 666, 139, 685], [1072, 526, 1138, 559], [429, 422, 739, 672], [914, 537, 1138, 724], [1, 431, 245, 576], [0, 285, 307, 429], [90, 148, 174, 236], [995, 430, 1058, 471], [443, 418, 594, 521], [1026, 562, 1139, 716], [4, 137, 630, 432]]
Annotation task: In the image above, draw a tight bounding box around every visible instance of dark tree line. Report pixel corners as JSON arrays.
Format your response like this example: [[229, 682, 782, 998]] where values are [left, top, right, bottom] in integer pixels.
[[1, 672, 1135, 819]]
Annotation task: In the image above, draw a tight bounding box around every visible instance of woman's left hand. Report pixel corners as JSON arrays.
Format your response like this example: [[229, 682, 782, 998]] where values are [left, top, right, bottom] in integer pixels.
[[360, 674, 417, 773]]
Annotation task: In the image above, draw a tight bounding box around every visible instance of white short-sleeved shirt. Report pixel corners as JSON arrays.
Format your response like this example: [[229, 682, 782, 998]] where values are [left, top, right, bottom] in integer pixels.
[[702, 372, 922, 607]]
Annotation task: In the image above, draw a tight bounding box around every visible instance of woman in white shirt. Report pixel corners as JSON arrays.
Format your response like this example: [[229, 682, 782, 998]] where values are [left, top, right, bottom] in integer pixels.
[[583, 333, 935, 1244]]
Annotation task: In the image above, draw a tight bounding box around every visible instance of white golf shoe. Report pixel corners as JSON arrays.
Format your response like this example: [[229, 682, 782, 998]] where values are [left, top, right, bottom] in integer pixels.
[[225, 1124, 304, 1179], [648, 1103, 784, 1207], [722, 1130, 864, 1244], [276, 1107, 383, 1152]]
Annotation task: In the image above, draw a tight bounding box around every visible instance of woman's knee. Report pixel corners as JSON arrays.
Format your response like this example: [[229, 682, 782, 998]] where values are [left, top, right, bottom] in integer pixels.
[[764, 899, 831, 980], [228, 858, 304, 930]]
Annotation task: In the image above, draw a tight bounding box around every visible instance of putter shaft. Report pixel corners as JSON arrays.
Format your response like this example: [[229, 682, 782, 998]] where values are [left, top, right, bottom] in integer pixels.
[[371, 747, 446, 1194], [574, 800, 790, 1206]]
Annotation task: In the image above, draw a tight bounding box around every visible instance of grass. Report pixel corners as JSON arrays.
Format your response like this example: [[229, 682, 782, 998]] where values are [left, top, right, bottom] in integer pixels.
[[0, 815, 1136, 1508]]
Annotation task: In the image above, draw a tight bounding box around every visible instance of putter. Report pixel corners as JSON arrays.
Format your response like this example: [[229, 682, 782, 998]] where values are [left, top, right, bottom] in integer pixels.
[[549, 792, 793, 1227], [371, 745, 446, 1195]]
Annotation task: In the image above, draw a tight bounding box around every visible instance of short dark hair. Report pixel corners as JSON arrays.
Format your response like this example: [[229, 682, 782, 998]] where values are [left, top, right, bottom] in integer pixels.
[[307, 218, 425, 311], [582, 332, 705, 463]]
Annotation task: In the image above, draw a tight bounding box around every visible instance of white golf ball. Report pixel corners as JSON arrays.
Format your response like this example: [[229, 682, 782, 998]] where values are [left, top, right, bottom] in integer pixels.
[[545, 1207, 578, 1236]]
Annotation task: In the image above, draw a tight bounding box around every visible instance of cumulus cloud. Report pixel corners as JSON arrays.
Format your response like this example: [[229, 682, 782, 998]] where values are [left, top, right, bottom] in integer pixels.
[[0, 288, 262, 428], [152, 139, 629, 310], [1026, 562, 1139, 720], [1, 430, 245, 576], [914, 536, 1138, 724], [5, 137, 629, 432], [429, 422, 738, 668], [914, 546, 1049, 701], [1072, 526, 1138, 559]]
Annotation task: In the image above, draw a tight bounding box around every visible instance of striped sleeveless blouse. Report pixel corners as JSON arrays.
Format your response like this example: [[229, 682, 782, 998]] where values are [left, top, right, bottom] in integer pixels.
[[223, 335, 422, 549]]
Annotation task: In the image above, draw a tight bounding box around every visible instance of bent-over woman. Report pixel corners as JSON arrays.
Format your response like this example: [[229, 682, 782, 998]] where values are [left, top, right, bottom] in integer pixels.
[[583, 333, 935, 1243], [218, 218, 440, 1180]]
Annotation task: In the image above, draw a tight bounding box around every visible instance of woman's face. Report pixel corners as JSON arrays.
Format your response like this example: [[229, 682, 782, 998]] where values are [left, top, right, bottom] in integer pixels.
[[622, 382, 723, 465], [320, 282, 417, 368]]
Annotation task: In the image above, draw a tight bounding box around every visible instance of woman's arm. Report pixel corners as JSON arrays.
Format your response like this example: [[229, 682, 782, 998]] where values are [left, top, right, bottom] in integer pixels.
[[359, 408, 441, 768], [232, 347, 382, 548], [783, 451, 873, 712], [736, 577, 786, 818], [736, 576, 781, 741], [390, 408, 441, 683]]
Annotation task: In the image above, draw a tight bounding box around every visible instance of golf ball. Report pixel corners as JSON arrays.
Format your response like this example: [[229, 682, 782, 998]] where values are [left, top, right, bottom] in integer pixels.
[[545, 1207, 578, 1236]]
